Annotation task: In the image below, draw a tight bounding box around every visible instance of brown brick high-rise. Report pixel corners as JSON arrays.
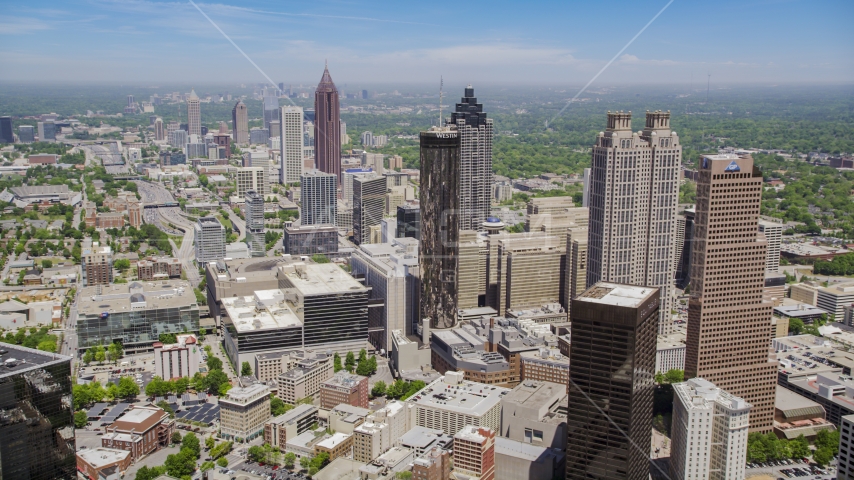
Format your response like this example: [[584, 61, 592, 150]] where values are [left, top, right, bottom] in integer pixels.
[[685, 153, 776, 433]]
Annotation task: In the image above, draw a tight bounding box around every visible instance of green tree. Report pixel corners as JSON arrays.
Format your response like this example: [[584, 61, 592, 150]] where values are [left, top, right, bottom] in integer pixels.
[[105, 382, 119, 401], [171, 431, 182, 444], [164, 447, 196, 478], [311, 253, 331, 264], [788, 318, 805, 335], [396, 472, 413, 480], [333, 353, 343, 372], [345, 351, 355, 372], [207, 356, 223, 371], [41, 259, 52, 269], [93, 345, 106, 363], [74, 410, 88, 428], [117, 377, 140, 399], [173, 377, 190, 394], [358, 348, 367, 364], [271, 395, 294, 416], [206, 436, 215, 450], [158, 400, 175, 418], [134, 465, 167, 480], [813, 446, 834, 466], [217, 457, 229, 468], [182, 432, 201, 458], [371, 381, 387, 398], [241, 361, 253, 377], [300, 456, 311, 470], [664, 369, 684, 384], [206, 369, 230, 395], [248, 445, 266, 463], [114, 258, 131, 271], [815, 428, 840, 455], [788, 434, 810, 459], [284, 452, 297, 469], [200, 461, 215, 472], [108, 342, 123, 363], [82, 349, 93, 365]]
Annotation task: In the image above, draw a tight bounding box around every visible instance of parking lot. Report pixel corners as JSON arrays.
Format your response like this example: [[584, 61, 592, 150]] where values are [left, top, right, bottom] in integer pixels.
[[745, 458, 837, 479], [232, 460, 310, 480]]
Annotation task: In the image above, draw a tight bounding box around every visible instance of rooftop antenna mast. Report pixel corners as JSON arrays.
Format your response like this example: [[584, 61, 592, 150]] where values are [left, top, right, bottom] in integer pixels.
[[438, 76, 444, 127], [706, 73, 711, 103]]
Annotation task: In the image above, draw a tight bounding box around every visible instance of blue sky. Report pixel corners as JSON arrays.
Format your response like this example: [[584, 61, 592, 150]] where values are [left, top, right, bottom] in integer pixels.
[[1, 0, 852, 85]]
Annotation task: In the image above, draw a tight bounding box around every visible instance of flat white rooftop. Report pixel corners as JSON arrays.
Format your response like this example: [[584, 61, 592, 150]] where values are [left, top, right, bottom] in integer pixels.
[[77, 448, 130, 467], [576, 282, 656, 309], [316, 432, 351, 449], [281, 263, 367, 296], [222, 290, 302, 332], [119, 407, 159, 425]]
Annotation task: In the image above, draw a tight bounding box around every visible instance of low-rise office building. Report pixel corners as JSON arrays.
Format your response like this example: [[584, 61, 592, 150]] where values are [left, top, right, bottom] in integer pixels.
[[430, 328, 512, 387], [101, 406, 174, 462], [137, 257, 182, 281], [412, 446, 451, 480], [453, 426, 496, 480], [314, 432, 354, 462], [328, 404, 372, 435], [396, 426, 453, 458], [519, 347, 569, 389], [278, 352, 334, 404], [219, 383, 271, 441], [774, 385, 834, 441], [656, 330, 687, 374], [264, 404, 319, 451], [153, 334, 200, 380], [283, 224, 339, 256], [320, 371, 369, 409], [405, 372, 508, 436], [352, 400, 407, 463], [221, 289, 303, 369], [76, 448, 132, 479], [77, 281, 200, 352], [499, 380, 567, 450], [495, 437, 565, 480]]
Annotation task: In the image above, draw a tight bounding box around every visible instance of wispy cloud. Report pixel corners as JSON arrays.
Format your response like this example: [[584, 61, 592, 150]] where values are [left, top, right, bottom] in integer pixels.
[[619, 54, 679, 66], [0, 17, 53, 35]]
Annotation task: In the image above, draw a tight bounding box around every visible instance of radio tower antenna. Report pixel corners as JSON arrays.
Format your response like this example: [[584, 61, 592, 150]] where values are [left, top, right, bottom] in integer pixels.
[[438, 76, 444, 127], [706, 73, 711, 103]]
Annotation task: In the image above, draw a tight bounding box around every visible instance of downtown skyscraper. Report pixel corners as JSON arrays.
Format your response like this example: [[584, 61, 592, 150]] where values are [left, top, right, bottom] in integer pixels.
[[280, 105, 304, 185], [187, 89, 201, 137], [244, 191, 265, 257], [566, 282, 658, 480], [685, 153, 776, 433], [586, 110, 681, 334], [420, 126, 462, 329], [232, 100, 249, 145], [448, 86, 493, 231], [314, 64, 341, 182]]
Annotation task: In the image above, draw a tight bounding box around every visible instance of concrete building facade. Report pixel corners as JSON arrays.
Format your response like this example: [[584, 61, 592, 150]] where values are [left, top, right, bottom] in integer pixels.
[[587, 111, 681, 334]]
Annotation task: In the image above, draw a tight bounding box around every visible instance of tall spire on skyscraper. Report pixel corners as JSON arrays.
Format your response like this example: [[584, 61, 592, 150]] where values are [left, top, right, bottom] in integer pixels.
[[314, 63, 341, 182]]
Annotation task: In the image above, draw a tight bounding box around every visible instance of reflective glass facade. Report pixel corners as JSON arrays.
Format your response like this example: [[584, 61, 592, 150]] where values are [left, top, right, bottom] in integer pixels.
[[77, 306, 199, 351], [0, 345, 76, 480]]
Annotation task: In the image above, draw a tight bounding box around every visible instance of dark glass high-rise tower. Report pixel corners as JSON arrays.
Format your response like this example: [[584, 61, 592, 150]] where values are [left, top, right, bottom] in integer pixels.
[[567, 282, 658, 480], [0, 344, 76, 479], [314, 64, 341, 182], [420, 127, 461, 329], [448, 86, 493, 231], [0, 116, 13, 144]]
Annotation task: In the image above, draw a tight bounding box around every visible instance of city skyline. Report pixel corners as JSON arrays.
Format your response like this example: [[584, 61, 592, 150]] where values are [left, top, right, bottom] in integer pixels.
[[1, 1, 852, 84]]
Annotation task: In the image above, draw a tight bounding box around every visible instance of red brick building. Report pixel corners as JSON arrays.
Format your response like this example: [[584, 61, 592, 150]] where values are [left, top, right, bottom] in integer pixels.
[[137, 257, 182, 280], [453, 426, 495, 480], [319, 371, 369, 409], [101, 406, 174, 462]]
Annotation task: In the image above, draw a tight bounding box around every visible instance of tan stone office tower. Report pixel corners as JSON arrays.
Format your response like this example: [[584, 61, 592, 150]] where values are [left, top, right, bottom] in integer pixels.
[[232, 100, 249, 145], [566, 283, 658, 480], [187, 89, 201, 137], [587, 111, 681, 334], [684, 153, 776, 433]]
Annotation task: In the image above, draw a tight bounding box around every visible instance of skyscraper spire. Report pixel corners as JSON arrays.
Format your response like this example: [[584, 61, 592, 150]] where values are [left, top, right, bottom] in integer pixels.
[[314, 63, 341, 182]]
